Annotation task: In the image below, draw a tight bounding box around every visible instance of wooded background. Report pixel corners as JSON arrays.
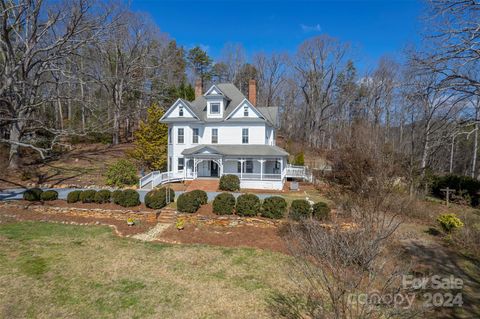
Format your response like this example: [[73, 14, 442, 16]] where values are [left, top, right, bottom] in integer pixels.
[[1, 0, 480, 189]]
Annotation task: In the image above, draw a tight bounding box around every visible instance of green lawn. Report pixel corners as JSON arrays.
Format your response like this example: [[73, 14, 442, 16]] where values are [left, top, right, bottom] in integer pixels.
[[0, 222, 294, 319]]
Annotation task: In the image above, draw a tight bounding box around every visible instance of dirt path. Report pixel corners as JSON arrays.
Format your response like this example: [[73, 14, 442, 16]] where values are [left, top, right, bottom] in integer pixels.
[[132, 223, 171, 241]]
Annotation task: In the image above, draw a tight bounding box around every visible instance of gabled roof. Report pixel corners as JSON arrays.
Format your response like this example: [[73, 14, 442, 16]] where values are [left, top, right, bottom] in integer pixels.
[[160, 98, 200, 122], [181, 144, 289, 157], [161, 83, 280, 127]]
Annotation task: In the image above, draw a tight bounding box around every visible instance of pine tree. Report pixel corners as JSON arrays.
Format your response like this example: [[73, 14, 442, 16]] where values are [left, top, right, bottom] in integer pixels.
[[129, 104, 168, 171]]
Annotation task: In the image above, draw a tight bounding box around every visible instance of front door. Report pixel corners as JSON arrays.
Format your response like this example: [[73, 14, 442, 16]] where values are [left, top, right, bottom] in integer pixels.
[[210, 161, 218, 177]]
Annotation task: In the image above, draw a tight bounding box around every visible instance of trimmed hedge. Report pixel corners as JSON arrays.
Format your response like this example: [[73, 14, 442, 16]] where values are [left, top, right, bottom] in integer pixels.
[[189, 190, 208, 205], [145, 188, 175, 209], [117, 189, 140, 207], [80, 190, 97, 203], [23, 188, 43, 201], [219, 174, 240, 191], [289, 199, 311, 221], [67, 190, 82, 203], [261, 196, 287, 219], [40, 190, 58, 201], [213, 192, 236, 215], [312, 202, 330, 221], [177, 192, 202, 213], [111, 190, 124, 205], [236, 194, 261, 217], [94, 190, 112, 204]]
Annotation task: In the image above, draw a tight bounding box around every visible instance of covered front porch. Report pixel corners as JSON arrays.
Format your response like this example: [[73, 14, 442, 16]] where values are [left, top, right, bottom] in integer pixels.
[[184, 157, 285, 182], [181, 144, 289, 190]]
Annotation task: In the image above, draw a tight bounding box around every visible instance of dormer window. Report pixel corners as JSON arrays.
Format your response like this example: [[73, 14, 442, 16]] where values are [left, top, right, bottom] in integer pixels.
[[211, 103, 220, 114], [244, 106, 249, 117], [179, 105, 184, 117]]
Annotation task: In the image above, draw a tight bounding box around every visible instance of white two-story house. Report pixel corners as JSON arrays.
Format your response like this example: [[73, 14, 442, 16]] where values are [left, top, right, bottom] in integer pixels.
[[140, 80, 290, 190]]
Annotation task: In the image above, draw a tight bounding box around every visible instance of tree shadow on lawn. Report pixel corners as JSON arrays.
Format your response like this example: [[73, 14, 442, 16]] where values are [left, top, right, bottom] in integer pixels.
[[403, 239, 480, 319]]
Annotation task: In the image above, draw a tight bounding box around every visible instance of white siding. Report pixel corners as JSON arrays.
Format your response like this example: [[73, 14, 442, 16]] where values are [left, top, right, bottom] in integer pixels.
[[229, 101, 261, 119], [167, 101, 195, 118]]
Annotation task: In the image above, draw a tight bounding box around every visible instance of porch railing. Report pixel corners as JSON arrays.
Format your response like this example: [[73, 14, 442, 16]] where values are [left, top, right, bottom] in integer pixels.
[[285, 164, 313, 182], [139, 171, 184, 189], [224, 172, 282, 181]]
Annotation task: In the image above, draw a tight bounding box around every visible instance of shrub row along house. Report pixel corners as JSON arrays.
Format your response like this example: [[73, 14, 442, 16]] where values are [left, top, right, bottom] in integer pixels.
[[140, 80, 302, 190]]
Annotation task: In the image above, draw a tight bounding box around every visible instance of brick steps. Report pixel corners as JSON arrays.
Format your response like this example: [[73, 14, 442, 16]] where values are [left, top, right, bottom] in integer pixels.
[[157, 207, 177, 223], [186, 179, 219, 192]]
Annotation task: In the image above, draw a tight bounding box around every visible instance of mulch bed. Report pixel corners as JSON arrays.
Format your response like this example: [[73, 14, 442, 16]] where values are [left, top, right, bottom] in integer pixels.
[[0, 204, 156, 236], [158, 203, 289, 254], [159, 222, 289, 254]]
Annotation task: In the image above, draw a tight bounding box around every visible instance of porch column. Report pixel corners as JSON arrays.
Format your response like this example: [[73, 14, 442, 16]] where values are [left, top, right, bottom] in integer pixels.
[[239, 159, 245, 180], [259, 159, 265, 181], [280, 158, 284, 180], [219, 158, 224, 176]]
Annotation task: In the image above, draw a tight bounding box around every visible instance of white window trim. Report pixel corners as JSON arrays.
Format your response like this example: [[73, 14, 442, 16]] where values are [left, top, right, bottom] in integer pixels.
[[178, 157, 184, 171], [242, 128, 249, 144], [210, 103, 220, 114], [211, 128, 218, 144], [192, 128, 199, 144], [177, 128, 185, 144]]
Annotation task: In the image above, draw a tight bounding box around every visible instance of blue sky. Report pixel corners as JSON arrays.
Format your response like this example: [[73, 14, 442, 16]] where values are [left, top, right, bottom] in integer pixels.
[[131, 0, 424, 71]]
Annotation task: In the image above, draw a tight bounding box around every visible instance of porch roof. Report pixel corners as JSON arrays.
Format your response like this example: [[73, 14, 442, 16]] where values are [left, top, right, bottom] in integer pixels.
[[181, 144, 289, 157]]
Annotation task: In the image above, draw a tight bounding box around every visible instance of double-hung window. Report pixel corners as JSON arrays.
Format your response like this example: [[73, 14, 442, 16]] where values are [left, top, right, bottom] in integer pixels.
[[168, 128, 172, 144], [210, 103, 220, 114], [178, 158, 184, 171], [242, 128, 249, 144], [179, 105, 184, 117], [177, 128, 184, 144], [244, 106, 249, 117], [211, 128, 218, 144], [192, 128, 199, 144]]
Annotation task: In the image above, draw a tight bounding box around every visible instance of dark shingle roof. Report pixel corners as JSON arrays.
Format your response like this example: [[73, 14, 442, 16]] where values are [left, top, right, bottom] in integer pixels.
[[162, 83, 279, 127], [181, 144, 289, 157]]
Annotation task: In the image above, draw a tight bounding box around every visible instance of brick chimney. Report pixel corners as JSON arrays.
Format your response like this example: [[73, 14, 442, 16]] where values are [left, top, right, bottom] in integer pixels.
[[195, 79, 202, 99], [248, 79, 256, 106]]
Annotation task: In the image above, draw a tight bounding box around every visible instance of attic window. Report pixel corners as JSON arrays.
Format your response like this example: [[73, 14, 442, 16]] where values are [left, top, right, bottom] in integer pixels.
[[211, 103, 220, 114], [179, 105, 184, 117], [243, 106, 249, 117]]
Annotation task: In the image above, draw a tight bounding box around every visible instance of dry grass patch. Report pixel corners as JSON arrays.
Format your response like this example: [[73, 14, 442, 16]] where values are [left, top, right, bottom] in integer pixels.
[[0, 221, 294, 319]]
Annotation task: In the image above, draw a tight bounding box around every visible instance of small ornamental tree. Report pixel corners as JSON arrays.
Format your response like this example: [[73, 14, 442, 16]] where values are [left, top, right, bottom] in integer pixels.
[[129, 104, 168, 171], [105, 159, 138, 187], [293, 151, 305, 166]]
